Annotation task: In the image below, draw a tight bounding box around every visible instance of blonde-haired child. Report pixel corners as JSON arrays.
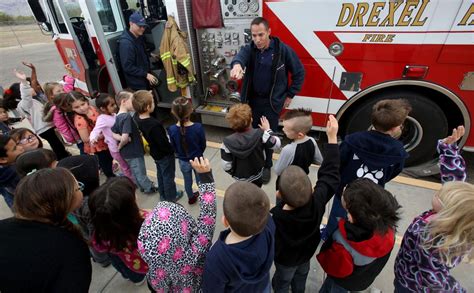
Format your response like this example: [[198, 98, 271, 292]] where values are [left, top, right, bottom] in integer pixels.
[[394, 126, 472, 292]]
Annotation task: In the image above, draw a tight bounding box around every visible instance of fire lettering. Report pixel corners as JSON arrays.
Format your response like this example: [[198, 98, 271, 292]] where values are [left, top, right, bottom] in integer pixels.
[[362, 34, 396, 43]]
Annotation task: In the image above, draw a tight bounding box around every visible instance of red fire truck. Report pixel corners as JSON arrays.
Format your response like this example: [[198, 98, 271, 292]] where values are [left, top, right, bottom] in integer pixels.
[[27, 0, 473, 168]]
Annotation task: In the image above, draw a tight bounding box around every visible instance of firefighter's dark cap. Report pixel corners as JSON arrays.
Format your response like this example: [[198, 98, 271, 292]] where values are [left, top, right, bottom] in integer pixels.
[[129, 12, 147, 27]]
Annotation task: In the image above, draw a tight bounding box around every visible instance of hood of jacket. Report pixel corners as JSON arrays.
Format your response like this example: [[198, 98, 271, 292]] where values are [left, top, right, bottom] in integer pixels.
[[208, 217, 274, 286], [345, 131, 408, 169], [339, 219, 395, 258], [223, 128, 264, 159]]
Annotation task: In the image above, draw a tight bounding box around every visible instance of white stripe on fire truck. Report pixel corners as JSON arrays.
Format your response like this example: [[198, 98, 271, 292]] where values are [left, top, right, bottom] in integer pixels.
[[289, 96, 346, 114], [267, 2, 352, 100], [335, 31, 474, 45]]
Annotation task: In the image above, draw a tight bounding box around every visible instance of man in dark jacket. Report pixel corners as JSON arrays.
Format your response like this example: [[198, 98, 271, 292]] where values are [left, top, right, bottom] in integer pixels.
[[230, 17, 305, 184], [118, 11, 158, 90]]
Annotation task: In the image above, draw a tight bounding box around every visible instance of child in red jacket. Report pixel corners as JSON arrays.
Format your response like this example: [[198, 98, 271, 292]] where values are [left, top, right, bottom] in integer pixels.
[[317, 179, 401, 292]]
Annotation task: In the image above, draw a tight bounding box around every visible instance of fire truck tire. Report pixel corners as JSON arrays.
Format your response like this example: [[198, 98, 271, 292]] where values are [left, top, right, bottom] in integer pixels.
[[343, 92, 449, 166]]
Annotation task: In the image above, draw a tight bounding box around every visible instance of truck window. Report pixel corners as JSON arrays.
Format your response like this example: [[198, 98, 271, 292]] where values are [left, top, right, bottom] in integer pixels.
[[94, 0, 121, 33], [48, 0, 68, 34]]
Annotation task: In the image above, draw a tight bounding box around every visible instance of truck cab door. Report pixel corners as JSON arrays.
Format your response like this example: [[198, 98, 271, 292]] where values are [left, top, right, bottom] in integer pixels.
[[80, 0, 125, 93], [45, 0, 93, 94]]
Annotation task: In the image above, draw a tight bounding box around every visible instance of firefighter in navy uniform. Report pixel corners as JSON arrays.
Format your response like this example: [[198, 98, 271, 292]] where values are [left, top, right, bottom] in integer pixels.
[[117, 11, 158, 91], [230, 17, 305, 184]]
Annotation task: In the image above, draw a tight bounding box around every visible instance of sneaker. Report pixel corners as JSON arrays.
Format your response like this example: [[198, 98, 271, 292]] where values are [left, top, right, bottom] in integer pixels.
[[188, 192, 199, 204], [174, 190, 184, 202], [262, 167, 271, 184], [143, 186, 159, 195]]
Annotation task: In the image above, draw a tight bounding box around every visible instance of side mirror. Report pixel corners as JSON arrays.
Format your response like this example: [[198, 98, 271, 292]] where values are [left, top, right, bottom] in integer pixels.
[[40, 22, 52, 32]]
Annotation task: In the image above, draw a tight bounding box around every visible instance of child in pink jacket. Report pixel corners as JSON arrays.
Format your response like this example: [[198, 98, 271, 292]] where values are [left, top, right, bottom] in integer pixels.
[[90, 93, 132, 180]]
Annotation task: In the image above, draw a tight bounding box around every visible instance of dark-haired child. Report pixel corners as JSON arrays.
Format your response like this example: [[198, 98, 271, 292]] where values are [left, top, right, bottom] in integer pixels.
[[15, 148, 57, 177], [0, 168, 91, 292], [317, 179, 401, 292], [49, 93, 83, 154], [169, 96, 206, 204], [90, 93, 132, 180], [89, 177, 148, 284], [132, 90, 182, 201], [0, 101, 15, 135], [221, 103, 281, 187], [112, 91, 156, 193], [202, 180, 274, 292], [0, 134, 24, 208], [10, 128, 43, 151], [324, 98, 410, 237], [271, 115, 339, 292], [66, 91, 115, 178], [138, 157, 217, 291], [274, 108, 322, 190]]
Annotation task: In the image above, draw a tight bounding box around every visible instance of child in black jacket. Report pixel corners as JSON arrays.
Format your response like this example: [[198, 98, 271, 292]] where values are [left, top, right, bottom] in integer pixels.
[[317, 179, 401, 292], [271, 115, 340, 292], [221, 103, 280, 187]]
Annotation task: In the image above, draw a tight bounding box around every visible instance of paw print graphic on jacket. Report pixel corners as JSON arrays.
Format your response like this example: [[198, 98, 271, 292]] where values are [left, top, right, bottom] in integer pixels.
[[356, 164, 384, 184]]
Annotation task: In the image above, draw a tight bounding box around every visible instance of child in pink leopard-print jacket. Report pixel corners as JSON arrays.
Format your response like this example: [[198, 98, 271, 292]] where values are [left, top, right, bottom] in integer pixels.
[[138, 157, 217, 292]]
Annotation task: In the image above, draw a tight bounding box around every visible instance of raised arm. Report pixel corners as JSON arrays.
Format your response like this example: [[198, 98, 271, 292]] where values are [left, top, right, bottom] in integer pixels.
[[313, 115, 341, 218], [188, 157, 217, 262]]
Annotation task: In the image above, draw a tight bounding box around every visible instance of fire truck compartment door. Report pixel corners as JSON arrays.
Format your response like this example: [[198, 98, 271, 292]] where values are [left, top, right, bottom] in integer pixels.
[[48, 0, 91, 93], [437, 1, 474, 65], [83, 0, 125, 93]]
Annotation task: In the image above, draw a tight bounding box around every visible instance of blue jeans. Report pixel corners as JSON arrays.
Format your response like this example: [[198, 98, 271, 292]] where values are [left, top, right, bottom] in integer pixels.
[[0, 187, 14, 209], [155, 154, 178, 201], [325, 196, 347, 238], [125, 157, 154, 192], [109, 253, 145, 283], [178, 159, 199, 199], [250, 98, 280, 168], [272, 261, 310, 293], [319, 277, 348, 293], [76, 142, 85, 155]]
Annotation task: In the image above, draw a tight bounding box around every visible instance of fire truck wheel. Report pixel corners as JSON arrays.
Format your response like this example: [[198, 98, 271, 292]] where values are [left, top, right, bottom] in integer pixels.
[[342, 92, 449, 167]]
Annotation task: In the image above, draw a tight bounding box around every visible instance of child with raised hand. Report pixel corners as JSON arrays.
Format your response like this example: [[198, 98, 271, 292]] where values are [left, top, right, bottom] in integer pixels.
[[221, 103, 281, 187], [168, 96, 206, 204], [394, 181, 474, 292], [317, 179, 401, 293], [271, 115, 339, 292], [112, 91, 157, 194], [394, 126, 471, 292], [90, 92, 132, 180], [89, 177, 149, 285], [138, 157, 217, 291], [65, 91, 115, 178], [14, 68, 70, 160]]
